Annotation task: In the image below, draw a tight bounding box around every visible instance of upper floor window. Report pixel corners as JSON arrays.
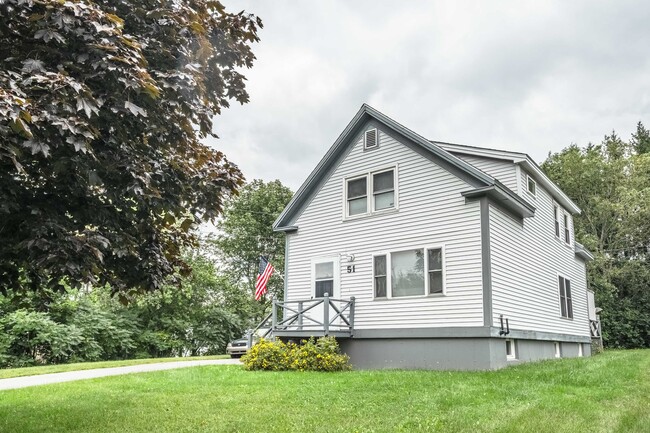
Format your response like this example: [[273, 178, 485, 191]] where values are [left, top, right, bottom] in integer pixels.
[[345, 168, 396, 218], [563, 214, 570, 244], [558, 275, 573, 319], [526, 175, 536, 196], [373, 170, 394, 211], [347, 176, 367, 216], [373, 247, 444, 298]]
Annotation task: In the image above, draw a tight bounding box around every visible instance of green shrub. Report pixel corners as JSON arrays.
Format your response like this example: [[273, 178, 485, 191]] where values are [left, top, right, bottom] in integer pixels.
[[242, 336, 350, 372], [0, 310, 82, 367]]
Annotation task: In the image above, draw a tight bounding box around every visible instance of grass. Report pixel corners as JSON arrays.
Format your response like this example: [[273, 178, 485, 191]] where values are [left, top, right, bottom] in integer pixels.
[[0, 355, 230, 380], [1, 350, 649, 433]]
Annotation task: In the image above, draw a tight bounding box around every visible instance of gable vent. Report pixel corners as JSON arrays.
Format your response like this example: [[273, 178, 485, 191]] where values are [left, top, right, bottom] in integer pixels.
[[364, 128, 378, 149]]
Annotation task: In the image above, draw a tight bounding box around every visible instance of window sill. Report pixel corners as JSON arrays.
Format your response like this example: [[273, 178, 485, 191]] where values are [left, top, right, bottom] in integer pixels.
[[554, 237, 573, 249], [559, 316, 574, 321], [372, 293, 446, 301], [343, 207, 399, 222]]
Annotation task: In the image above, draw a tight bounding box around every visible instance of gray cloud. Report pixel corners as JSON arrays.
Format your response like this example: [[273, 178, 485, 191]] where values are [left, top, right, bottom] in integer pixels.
[[206, 0, 650, 191]]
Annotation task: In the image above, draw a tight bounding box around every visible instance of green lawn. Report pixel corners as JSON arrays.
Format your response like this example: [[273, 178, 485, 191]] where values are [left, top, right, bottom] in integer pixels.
[[1, 350, 648, 433], [0, 355, 230, 380]]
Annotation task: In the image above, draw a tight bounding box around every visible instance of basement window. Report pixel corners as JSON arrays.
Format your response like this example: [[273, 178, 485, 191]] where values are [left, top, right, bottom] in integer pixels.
[[554, 342, 561, 358], [506, 339, 516, 360]]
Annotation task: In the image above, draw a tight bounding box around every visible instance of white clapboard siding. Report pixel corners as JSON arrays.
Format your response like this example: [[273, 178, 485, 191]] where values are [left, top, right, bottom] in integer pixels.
[[451, 154, 519, 193], [286, 127, 484, 329], [489, 167, 590, 337]]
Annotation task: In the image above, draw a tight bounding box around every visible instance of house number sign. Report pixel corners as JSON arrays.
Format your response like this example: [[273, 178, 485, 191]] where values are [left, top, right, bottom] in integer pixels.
[[346, 265, 356, 273]]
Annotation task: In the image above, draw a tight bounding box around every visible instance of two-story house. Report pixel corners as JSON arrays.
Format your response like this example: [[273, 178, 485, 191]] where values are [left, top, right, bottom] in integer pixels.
[[266, 104, 598, 370]]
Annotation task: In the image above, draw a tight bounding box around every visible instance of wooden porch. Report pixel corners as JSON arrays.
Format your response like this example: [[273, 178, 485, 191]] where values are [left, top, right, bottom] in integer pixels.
[[248, 294, 355, 346], [589, 319, 602, 338]]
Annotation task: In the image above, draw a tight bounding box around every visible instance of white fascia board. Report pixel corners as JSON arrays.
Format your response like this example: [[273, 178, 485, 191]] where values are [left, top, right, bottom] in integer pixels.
[[435, 142, 527, 163], [436, 142, 581, 215], [517, 160, 581, 215]]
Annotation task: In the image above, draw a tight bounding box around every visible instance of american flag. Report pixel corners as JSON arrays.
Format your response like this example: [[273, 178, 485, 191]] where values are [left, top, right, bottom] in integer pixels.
[[254, 256, 274, 301]]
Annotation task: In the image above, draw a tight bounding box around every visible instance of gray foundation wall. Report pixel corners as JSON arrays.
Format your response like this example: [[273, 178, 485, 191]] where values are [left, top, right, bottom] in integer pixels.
[[338, 337, 591, 370]]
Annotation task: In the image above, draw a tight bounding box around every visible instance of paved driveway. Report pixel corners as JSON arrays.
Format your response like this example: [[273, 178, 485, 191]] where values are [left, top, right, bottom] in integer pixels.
[[0, 359, 242, 391]]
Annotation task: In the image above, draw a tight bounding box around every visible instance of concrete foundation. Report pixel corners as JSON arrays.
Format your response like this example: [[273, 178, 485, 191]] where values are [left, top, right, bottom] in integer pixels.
[[338, 336, 591, 370]]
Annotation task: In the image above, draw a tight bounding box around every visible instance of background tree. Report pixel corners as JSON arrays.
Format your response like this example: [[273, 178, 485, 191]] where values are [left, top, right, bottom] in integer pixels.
[[0, 250, 245, 367], [542, 126, 650, 348], [129, 252, 244, 357], [0, 1, 261, 296], [214, 179, 293, 322]]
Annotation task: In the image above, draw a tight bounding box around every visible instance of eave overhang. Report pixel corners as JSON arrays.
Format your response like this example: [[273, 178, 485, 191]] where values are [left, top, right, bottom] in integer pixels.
[[462, 184, 536, 219], [274, 225, 298, 233], [575, 242, 595, 262], [437, 142, 581, 215]]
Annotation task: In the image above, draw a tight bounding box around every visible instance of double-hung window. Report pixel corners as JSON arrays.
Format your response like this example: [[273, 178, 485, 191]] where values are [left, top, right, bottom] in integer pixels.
[[373, 247, 444, 298], [345, 168, 396, 217], [563, 214, 570, 244], [314, 262, 334, 298], [373, 255, 387, 298], [373, 170, 394, 211], [427, 249, 443, 294], [554, 205, 560, 238], [558, 275, 573, 319], [527, 175, 536, 196], [347, 177, 367, 216]]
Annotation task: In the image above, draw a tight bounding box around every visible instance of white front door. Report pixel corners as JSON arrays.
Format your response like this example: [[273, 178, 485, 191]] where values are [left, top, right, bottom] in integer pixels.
[[307, 257, 340, 330]]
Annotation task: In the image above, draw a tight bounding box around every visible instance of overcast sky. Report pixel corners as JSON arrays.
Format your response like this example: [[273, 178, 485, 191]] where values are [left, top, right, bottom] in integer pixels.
[[205, 0, 650, 191]]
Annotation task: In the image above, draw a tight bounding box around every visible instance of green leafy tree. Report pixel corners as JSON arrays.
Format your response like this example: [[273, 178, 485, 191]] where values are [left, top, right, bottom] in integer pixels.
[[542, 125, 650, 348], [631, 122, 650, 155], [129, 252, 244, 357], [0, 251, 244, 366], [0, 1, 261, 296], [215, 180, 293, 322]]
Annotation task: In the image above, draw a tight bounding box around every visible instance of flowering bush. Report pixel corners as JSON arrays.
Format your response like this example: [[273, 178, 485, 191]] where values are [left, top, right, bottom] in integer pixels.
[[242, 336, 350, 372]]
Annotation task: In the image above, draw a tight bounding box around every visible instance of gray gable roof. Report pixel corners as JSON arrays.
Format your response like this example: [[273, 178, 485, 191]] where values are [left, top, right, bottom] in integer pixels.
[[273, 104, 534, 232]]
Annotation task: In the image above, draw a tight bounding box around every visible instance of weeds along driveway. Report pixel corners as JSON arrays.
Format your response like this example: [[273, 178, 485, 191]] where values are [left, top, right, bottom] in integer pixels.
[[0, 359, 242, 391]]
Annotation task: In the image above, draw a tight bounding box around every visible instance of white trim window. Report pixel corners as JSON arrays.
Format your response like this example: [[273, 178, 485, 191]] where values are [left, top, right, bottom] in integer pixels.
[[373, 246, 445, 298], [312, 257, 339, 298], [554, 342, 561, 358], [346, 176, 367, 216], [563, 213, 571, 244], [554, 205, 560, 238], [506, 339, 516, 360], [558, 275, 573, 319], [526, 175, 536, 196], [373, 255, 387, 298], [345, 167, 397, 218], [578, 343, 583, 357], [372, 170, 395, 211]]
